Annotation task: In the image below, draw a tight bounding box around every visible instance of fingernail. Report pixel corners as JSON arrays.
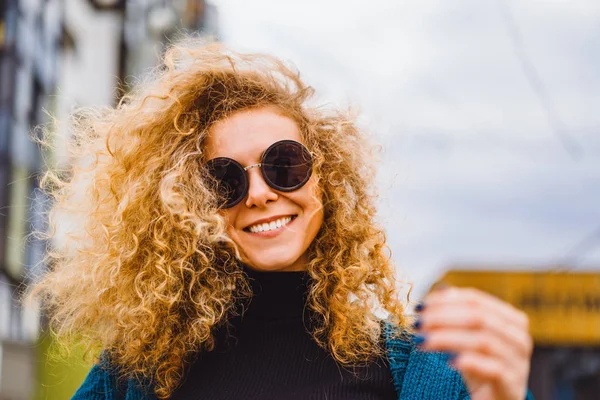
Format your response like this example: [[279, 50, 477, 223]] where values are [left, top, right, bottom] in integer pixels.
[[414, 302, 426, 313], [414, 334, 427, 346], [411, 318, 422, 330]]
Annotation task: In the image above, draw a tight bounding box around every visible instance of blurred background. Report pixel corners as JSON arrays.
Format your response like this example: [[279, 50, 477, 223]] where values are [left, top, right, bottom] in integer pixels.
[[0, 0, 599, 398]]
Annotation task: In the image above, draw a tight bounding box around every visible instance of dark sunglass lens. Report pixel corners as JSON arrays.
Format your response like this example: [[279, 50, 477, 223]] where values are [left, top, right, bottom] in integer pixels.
[[262, 141, 312, 191], [206, 158, 247, 208]]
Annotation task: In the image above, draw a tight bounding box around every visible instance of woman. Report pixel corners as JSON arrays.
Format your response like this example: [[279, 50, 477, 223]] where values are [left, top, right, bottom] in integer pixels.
[[26, 39, 533, 400]]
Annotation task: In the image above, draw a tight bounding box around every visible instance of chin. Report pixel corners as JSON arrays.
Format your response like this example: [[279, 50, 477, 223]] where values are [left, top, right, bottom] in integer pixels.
[[242, 252, 307, 272]]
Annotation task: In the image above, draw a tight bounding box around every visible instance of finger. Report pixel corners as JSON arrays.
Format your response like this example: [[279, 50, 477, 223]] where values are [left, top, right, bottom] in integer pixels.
[[452, 351, 505, 383], [451, 351, 529, 400], [416, 306, 533, 359], [416, 328, 516, 363], [423, 287, 530, 331], [425, 286, 529, 329]]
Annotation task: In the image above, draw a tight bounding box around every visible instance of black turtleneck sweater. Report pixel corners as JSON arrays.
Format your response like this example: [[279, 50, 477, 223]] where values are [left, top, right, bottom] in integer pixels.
[[170, 266, 397, 400]]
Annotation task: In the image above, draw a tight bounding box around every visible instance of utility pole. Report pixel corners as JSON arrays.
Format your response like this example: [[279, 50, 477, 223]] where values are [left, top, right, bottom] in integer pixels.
[[86, 0, 128, 102]]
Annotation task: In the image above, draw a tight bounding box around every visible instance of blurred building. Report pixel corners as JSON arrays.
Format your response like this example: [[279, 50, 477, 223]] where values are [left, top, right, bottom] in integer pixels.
[[437, 268, 600, 400], [0, 0, 65, 399], [1, 0, 217, 398], [125, 0, 218, 80], [51, 0, 218, 168], [15, 1, 218, 398]]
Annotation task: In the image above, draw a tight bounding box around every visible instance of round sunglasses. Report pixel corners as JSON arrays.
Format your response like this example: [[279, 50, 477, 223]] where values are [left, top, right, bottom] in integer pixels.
[[206, 140, 313, 208]]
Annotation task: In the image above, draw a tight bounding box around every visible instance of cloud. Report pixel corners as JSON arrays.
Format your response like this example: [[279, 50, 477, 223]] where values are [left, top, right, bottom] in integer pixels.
[[212, 0, 600, 294]]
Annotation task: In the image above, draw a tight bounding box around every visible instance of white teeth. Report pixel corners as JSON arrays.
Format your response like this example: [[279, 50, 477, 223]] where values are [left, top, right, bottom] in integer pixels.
[[248, 216, 293, 233]]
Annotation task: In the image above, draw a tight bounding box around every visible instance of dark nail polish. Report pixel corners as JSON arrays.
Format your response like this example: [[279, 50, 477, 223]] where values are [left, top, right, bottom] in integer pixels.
[[414, 302, 425, 313], [411, 318, 422, 330], [414, 334, 426, 346]]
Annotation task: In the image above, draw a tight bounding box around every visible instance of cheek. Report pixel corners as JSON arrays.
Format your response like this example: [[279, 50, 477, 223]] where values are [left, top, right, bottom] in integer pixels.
[[221, 209, 238, 235], [304, 180, 323, 212], [298, 183, 324, 231], [309, 199, 324, 229]]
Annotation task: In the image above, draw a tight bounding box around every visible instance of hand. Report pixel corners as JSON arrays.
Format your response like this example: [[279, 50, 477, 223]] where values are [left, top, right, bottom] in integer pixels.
[[413, 286, 533, 400]]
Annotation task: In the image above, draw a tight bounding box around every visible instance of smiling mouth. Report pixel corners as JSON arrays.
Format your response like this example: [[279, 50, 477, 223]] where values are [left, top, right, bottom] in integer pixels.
[[243, 215, 297, 233]]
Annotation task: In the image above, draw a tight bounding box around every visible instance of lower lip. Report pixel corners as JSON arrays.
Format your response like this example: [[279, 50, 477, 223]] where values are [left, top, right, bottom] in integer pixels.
[[246, 216, 296, 238]]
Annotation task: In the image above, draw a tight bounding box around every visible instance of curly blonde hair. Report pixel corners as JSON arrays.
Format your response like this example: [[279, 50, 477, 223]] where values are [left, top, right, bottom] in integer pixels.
[[24, 38, 409, 399]]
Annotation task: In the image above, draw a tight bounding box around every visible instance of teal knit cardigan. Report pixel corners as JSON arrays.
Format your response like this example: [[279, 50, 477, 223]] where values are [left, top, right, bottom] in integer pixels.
[[71, 324, 534, 399]]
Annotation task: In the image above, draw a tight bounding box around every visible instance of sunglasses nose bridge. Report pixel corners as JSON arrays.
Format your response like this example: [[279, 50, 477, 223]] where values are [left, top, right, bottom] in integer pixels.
[[244, 162, 262, 171]]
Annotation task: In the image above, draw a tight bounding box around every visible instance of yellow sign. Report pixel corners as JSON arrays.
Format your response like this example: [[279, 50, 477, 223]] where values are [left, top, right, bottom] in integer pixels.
[[437, 269, 600, 345]]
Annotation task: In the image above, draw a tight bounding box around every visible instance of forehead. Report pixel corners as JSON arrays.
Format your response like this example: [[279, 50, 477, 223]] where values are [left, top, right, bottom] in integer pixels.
[[206, 107, 302, 163]]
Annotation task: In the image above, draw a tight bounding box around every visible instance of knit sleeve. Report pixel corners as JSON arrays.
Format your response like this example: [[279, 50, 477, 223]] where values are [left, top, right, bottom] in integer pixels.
[[457, 383, 470, 399], [70, 363, 113, 400], [384, 321, 468, 400], [384, 322, 535, 400]]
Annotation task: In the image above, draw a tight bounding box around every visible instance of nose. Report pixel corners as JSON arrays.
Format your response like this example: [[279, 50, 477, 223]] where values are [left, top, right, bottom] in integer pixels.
[[244, 167, 278, 208]]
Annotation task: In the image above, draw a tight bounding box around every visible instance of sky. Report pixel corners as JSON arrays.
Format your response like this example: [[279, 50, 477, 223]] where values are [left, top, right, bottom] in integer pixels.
[[210, 0, 600, 295]]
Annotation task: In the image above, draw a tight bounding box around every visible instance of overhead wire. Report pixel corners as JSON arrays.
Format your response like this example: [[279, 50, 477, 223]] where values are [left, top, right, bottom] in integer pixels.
[[495, 0, 583, 160], [495, 0, 600, 272], [555, 224, 600, 271]]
